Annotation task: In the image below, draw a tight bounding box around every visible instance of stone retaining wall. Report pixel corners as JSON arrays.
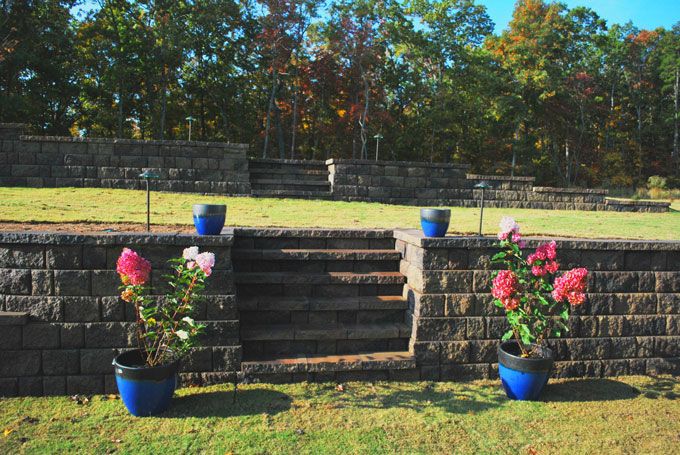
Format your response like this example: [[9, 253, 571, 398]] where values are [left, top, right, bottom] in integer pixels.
[[0, 124, 251, 194], [0, 232, 240, 396], [396, 230, 680, 380]]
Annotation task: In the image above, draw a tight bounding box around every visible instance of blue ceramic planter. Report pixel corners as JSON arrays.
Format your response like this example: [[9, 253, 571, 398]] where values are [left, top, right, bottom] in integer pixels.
[[113, 350, 179, 417], [193, 204, 226, 235], [498, 341, 553, 401], [420, 208, 451, 237]]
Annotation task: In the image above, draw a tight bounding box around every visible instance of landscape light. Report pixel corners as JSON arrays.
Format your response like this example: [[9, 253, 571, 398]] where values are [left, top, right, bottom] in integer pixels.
[[139, 170, 161, 231], [474, 181, 492, 236]]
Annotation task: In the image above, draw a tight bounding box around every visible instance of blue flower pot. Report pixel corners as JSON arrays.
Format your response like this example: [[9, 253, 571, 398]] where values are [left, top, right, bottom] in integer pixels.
[[498, 341, 553, 401], [420, 208, 451, 237], [113, 350, 179, 417], [192, 204, 226, 235]]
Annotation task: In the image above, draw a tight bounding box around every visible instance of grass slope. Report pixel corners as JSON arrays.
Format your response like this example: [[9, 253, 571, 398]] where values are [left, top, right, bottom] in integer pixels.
[[0, 187, 678, 240], [1, 376, 679, 454]]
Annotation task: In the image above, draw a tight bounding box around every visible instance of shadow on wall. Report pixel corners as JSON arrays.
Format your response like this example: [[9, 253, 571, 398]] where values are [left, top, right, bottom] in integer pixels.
[[161, 388, 292, 418]]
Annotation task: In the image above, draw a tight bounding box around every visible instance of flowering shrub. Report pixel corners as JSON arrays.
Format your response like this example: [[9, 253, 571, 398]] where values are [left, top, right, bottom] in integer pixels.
[[117, 246, 214, 367], [491, 217, 588, 357]]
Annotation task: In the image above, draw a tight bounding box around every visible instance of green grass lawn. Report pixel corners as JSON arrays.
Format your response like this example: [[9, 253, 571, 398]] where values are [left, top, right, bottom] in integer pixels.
[[1, 376, 679, 454], [0, 187, 678, 240]]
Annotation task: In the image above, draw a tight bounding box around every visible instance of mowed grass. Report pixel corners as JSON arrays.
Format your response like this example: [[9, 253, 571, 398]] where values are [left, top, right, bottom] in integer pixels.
[[1, 376, 679, 454], [0, 187, 678, 240]]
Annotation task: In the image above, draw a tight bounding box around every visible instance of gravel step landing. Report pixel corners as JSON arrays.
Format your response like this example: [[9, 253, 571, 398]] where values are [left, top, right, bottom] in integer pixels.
[[241, 351, 415, 374]]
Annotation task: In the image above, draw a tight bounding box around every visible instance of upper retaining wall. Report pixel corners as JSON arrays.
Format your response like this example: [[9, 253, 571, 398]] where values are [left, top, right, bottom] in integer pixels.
[[0, 231, 239, 396], [0, 124, 251, 194], [396, 229, 680, 380]]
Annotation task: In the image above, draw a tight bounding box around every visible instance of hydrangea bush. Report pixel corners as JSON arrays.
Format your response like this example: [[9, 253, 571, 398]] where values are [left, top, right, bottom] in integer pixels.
[[491, 217, 588, 357], [116, 247, 215, 367]]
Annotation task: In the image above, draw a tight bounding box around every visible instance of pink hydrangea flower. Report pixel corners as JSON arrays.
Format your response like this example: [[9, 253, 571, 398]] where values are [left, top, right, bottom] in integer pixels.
[[527, 241, 557, 264], [194, 252, 215, 276], [183, 246, 199, 261], [116, 248, 151, 286], [492, 270, 521, 310], [552, 268, 588, 306]]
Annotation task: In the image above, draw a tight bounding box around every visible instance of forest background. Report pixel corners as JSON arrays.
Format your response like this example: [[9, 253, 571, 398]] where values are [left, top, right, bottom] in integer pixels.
[[2, 0, 679, 188]]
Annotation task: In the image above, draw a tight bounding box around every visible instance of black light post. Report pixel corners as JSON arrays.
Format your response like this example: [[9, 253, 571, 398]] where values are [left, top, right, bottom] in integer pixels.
[[373, 133, 384, 161], [474, 181, 491, 236], [139, 170, 161, 231]]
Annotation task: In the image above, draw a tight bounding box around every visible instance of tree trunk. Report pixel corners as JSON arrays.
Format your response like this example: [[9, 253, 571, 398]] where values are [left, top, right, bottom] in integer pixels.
[[262, 70, 277, 158], [275, 103, 285, 159], [290, 75, 299, 159], [117, 83, 124, 138], [673, 67, 679, 172]]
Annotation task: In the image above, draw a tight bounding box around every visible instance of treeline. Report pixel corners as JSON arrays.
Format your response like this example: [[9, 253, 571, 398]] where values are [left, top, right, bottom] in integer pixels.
[[1, 0, 679, 187]]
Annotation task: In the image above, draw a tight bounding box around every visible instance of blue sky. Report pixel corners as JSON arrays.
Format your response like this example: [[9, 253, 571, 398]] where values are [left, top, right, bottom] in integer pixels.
[[73, 1, 679, 34], [483, 0, 680, 33]]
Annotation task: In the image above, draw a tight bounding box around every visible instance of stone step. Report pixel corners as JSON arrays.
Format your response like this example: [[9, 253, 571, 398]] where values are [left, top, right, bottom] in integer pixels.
[[0, 311, 29, 325], [234, 271, 405, 285], [241, 322, 411, 341], [251, 189, 332, 199], [250, 168, 328, 176], [230, 228, 395, 250], [238, 295, 408, 312], [251, 178, 330, 187], [232, 249, 401, 261], [242, 351, 415, 374], [249, 158, 327, 170]]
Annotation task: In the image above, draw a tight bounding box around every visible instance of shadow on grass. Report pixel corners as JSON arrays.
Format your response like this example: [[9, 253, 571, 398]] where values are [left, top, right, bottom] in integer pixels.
[[161, 388, 291, 418], [542, 379, 641, 402], [331, 384, 506, 414], [636, 375, 680, 400]]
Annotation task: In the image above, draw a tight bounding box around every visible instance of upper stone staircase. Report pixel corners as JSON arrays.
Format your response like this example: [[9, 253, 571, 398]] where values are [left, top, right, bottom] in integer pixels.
[[248, 158, 332, 199], [231, 228, 417, 382]]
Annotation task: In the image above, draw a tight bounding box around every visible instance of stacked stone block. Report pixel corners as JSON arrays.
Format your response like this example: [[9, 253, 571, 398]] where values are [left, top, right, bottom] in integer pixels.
[[0, 125, 250, 194], [0, 232, 240, 396], [395, 230, 680, 381], [327, 159, 473, 206]]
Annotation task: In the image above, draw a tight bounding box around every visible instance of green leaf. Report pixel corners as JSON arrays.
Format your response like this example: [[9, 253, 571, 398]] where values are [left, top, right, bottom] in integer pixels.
[[502, 330, 513, 341]]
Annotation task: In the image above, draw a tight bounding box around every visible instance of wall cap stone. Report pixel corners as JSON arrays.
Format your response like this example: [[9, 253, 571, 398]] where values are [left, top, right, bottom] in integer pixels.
[[326, 158, 471, 170], [466, 174, 535, 182], [394, 229, 680, 251], [0, 231, 234, 246], [17, 135, 249, 149], [228, 227, 393, 238], [533, 186, 609, 195], [605, 198, 670, 207]]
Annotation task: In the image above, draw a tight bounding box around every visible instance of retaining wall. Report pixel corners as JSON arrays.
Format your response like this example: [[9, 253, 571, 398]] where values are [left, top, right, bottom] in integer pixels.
[[396, 230, 680, 380], [1, 228, 679, 396], [0, 124, 250, 194], [0, 232, 240, 396]]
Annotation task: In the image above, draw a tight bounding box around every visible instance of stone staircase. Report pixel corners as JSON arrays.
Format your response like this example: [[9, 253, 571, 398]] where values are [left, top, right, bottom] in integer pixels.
[[231, 228, 416, 382], [248, 158, 332, 199]]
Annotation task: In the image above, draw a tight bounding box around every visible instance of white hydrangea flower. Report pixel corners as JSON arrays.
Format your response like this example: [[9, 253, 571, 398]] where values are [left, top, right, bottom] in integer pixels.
[[183, 246, 199, 261], [182, 316, 195, 326], [176, 330, 189, 340]]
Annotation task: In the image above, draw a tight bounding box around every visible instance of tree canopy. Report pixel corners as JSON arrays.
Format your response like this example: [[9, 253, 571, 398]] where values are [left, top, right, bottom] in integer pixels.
[[1, 0, 679, 186]]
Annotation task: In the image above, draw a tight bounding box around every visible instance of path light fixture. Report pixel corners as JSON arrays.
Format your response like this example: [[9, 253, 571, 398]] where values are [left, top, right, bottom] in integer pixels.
[[186, 116, 196, 141], [474, 181, 491, 236], [373, 133, 384, 161], [139, 170, 161, 231]]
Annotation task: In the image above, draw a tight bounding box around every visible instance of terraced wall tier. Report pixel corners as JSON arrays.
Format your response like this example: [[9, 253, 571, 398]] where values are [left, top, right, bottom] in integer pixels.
[[0, 124, 250, 194], [396, 230, 680, 381], [0, 232, 239, 397]]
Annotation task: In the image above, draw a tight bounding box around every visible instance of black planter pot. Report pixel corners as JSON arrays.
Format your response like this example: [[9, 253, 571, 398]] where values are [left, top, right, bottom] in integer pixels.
[[498, 341, 554, 401], [112, 349, 180, 416]]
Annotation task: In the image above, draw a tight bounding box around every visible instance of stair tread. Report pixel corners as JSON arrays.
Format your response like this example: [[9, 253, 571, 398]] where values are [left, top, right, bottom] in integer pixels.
[[235, 271, 405, 284], [242, 351, 415, 373], [241, 322, 411, 340], [239, 295, 408, 311], [232, 248, 401, 260], [251, 178, 330, 186], [250, 168, 328, 175], [0, 311, 29, 326], [252, 189, 332, 197]]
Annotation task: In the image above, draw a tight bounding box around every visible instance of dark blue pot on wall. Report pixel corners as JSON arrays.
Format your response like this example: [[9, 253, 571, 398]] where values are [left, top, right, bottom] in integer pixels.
[[498, 341, 554, 401], [113, 350, 179, 417], [420, 208, 451, 237], [193, 204, 226, 235]]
